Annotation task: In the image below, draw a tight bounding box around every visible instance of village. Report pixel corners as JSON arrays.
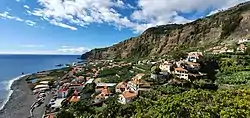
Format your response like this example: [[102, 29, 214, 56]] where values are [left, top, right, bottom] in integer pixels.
[[25, 38, 250, 118]]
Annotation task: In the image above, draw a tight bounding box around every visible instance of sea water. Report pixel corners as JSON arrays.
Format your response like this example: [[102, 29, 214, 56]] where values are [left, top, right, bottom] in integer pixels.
[[0, 54, 80, 109]]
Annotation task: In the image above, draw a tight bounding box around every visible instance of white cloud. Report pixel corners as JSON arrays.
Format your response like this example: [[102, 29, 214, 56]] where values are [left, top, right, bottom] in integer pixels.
[[131, 0, 249, 29], [61, 45, 70, 48], [28, 0, 249, 33], [23, 5, 30, 9], [30, 0, 141, 31], [0, 12, 23, 21], [0, 12, 37, 27], [16, 0, 20, 2], [57, 47, 90, 54], [20, 44, 45, 48], [49, 20, 77, 30], [25, 20, 36, 26]]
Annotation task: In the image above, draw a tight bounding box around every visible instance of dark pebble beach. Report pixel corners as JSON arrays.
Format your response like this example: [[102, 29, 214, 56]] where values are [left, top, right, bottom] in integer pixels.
[[0, 76, 36, 118]]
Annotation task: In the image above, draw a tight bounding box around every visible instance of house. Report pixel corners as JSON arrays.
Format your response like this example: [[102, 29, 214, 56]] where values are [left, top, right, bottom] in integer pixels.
[[238, 38, 250, 44], [129, 74, 150, 88], [69, 96, 80, 102], [219, 47, 228, 53], [116, 82, 128, 93], [85, 78, 94, 84], [127, 81, 138, 91], [187, 52, 203, 63], [188, 72, 207, 81], [94, 88, 111, 103], [151, 72, 169, 83], [73, 66, 83, 73], [118, 91, 137, 104], [212, 50, 221, 54], [39, 81, 49, 85], [237, 44, 247, 53], [57, 88, 68, 98], [186, 62, 200, 71], [34, 84, 49, 89], [159, 62, 173, 73], [226, 49, 234, 53], [176, 60, 185, 68], [69, 83, 84, 91], [174, 68, 189, 81], [95, 83, 116, 92]]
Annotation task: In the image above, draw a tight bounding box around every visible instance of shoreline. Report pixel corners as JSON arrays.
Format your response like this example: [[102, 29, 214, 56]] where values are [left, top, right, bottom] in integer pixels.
[[0, 74, 36, 118], [0, 74, 29, 110], [0, 66, 72, 118]]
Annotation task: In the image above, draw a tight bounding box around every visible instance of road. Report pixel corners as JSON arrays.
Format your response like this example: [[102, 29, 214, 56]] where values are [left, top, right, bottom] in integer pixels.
[[32, 92, 53, 118]]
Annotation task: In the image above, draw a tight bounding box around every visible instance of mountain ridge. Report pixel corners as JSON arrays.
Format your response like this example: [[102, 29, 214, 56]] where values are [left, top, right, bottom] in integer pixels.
[[81, 1, 250, 60]]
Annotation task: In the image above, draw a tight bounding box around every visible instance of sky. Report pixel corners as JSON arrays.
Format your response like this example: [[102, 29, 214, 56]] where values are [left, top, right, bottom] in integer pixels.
[[0, 0, 249, 55]]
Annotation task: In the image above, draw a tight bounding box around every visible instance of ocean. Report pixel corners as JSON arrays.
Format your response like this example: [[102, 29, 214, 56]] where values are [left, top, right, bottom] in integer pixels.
[[0, 54, 80, 109]]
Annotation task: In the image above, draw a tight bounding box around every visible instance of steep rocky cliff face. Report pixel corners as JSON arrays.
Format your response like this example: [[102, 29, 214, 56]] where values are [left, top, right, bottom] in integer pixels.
[[82, 2, 250, 60]]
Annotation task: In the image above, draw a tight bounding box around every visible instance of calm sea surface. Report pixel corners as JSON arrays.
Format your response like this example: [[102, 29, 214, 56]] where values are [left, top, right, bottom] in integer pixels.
[[0, 54, 80, 108]]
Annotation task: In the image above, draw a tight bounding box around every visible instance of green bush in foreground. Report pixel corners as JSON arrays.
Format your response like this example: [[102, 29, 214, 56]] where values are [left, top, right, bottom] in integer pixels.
[[59, 88, 250, 118]]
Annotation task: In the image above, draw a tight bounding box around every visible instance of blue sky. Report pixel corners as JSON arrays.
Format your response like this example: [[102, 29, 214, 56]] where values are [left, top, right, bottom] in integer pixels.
[[0, 0, 249, 54]]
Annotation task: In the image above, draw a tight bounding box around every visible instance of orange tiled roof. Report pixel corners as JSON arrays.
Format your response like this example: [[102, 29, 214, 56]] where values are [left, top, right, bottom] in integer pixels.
[[116, 82, 127, 89], [122, 91, 137, 99], [101, 88, 111, 95], [186, 62, 200, 66], [70, 96, 80, 102], [175, 68, 187, 72]]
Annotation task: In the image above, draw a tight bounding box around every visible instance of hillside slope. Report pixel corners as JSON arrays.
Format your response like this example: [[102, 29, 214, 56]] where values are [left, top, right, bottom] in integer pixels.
[[82, 2, 250, 60]]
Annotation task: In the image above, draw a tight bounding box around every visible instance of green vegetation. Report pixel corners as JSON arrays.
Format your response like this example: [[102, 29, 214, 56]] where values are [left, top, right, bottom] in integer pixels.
[[99, 65, 135, 83], [58, 87, 250, 118], [221, 14, 243, 38], [58, 51, 250, 118], [213, 54, 250, 85], [48, 67, 72, 77], [216, 71, 250, 84]]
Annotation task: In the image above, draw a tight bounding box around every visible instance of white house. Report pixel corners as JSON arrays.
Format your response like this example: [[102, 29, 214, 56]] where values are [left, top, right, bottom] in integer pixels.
[[187, 52, 203, 63], [174, 68, 189, 81], [39, 81, 49, 85], [34, 84, 49, 89], [159, 62, 173, 73], [237, 44, 247, 53], [238, 38, 250, 44], [127, 81, 138, 91], [118, 91, 137, 104]]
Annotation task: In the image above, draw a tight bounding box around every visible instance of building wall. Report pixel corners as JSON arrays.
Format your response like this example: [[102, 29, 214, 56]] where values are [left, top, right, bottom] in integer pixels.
[[175, 70, 189, 80], [159, 65, 171, 73]]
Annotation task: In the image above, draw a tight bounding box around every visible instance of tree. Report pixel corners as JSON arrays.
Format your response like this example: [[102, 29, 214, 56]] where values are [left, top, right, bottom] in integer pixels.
[[48, 80, 54, 87], [151, 66, 161, 74], [172, 50, 187, 60], [246, 47, 250, 55], [57, 110, 75, 118]]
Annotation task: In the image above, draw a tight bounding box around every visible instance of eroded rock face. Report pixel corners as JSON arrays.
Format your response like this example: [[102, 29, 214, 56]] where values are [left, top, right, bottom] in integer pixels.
[[81, 2, 250, 60]]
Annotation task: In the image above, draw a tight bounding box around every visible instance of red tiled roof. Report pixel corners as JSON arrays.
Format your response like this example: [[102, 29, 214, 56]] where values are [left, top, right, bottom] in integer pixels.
[[58, 88, 68, 92]]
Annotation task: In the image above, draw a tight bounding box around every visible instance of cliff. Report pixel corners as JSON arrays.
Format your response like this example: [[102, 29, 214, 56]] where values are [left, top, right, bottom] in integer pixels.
[[81, 2, 250, 60]]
